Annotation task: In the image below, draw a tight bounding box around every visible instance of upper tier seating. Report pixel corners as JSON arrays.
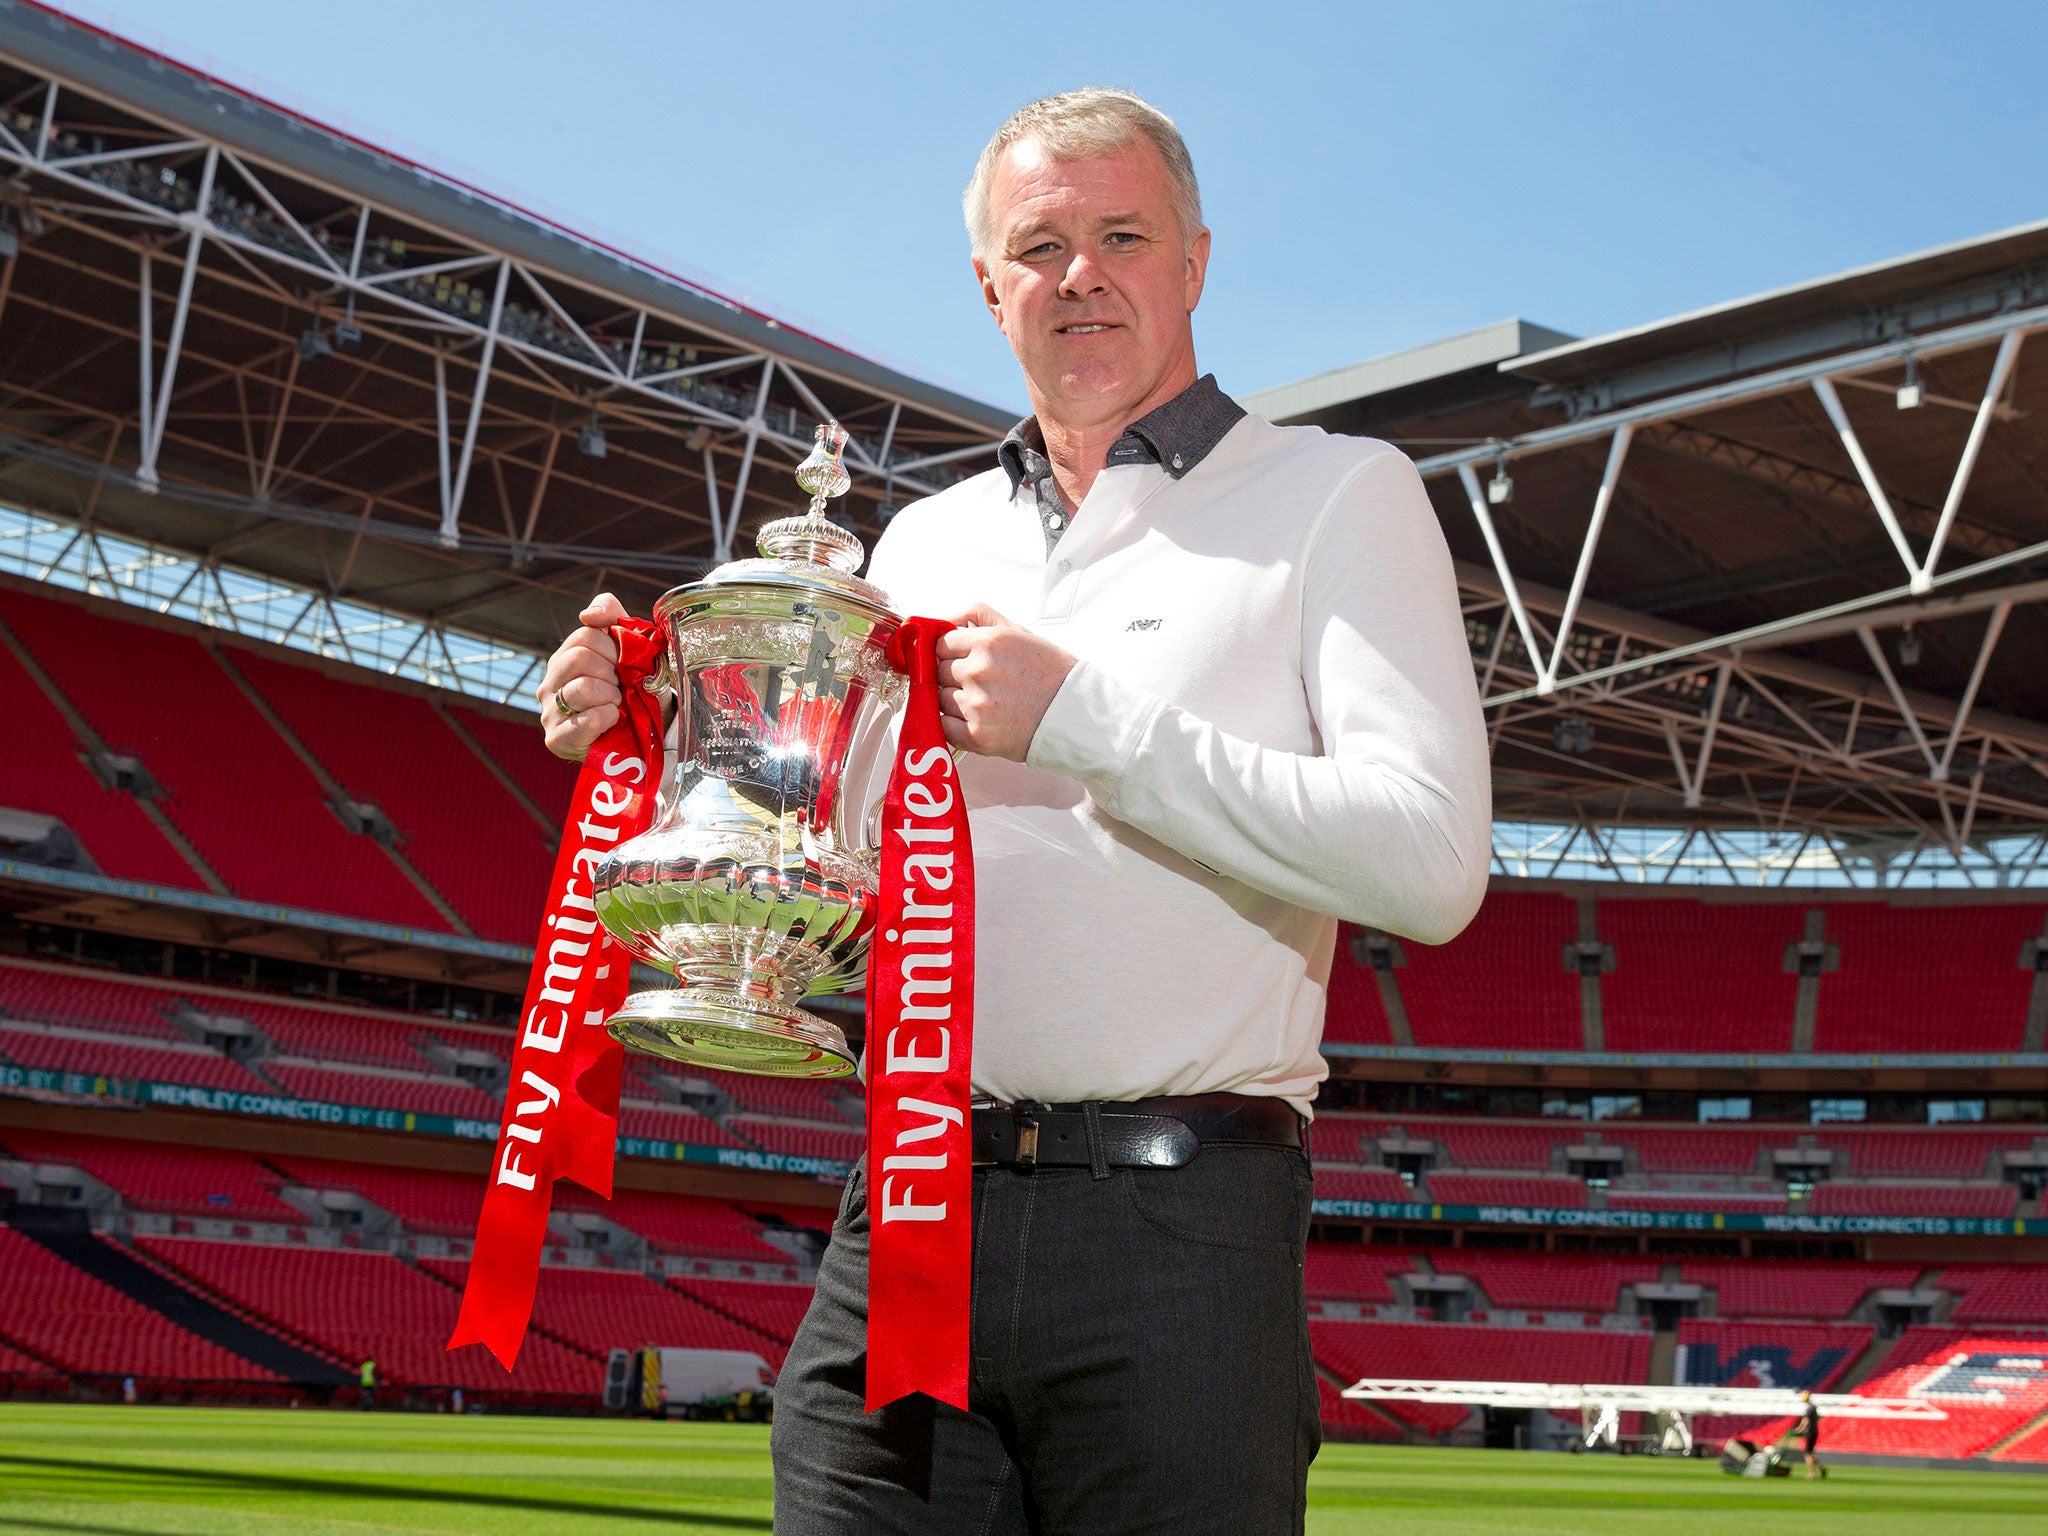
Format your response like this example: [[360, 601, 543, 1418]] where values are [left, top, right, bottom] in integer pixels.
[[616, 1102, 750, 1150], [1431, 1254, 1656, 1312], [1676, 1318, 1872, 1392], [272, 1157, 482, 1236], [139, 1236, 592, 1394], [0, 1130, 302, 1221], [1312, 1168, 1414, 1204], [1806, 1183, 2017, 1218], [734, 1121, 864, 1163], [1811, 1127, 2027, 1178], [552, 1188, 799, 1264], [690, 1068, 858, 1126], [1323, 926, 1394, 1046], [1304, 1245, 1414, 1303], [0, 1024, 272, 1095], [211, 995, 436, 1073], [1397, 892, 1581, 1050], [1614, 1125, 1770, 1175], [422, 1260, 783, 1370], [234, 650, 556, 944], [1941, 1265, 2048, 1324], [1377, 1117, 1562, 1172], [0, 587, 447, 929], [447, 703, 578, 827], [1811, 1328, 2048, 1459], [1600, 900, 1802, 1052], [1308, 1115, 1377, 1165], [0, 960, 185, 1039], [0, 1228, 275, 1380], [1682, 1259, 1923, 1319], [1425, 1174, 1587, 1210], [0, 618, 200, 888], [1606, 1193, 1786, 1215], [262, 1062, 499, 1121], [1309, 1320, 1650, 1436], [1815, 903, 2044, 1053]]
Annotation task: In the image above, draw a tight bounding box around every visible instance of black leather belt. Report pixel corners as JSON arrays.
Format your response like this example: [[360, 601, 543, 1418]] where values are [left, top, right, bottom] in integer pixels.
[[970, 1093, 1304, 1172]]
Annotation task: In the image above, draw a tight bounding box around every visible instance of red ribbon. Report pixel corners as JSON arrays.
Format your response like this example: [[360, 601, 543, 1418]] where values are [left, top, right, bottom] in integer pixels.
[[449, 618, 665, 1369], [865, 616, 976, 1412]]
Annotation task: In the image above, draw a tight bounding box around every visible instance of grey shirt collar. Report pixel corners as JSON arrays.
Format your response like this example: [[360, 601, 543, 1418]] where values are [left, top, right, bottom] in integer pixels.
[[997, 373, 1246, 498]]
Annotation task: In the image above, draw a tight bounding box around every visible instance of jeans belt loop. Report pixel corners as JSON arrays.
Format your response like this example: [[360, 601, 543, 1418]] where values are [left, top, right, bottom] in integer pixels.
[[1081, 1101, 1111, 1181]]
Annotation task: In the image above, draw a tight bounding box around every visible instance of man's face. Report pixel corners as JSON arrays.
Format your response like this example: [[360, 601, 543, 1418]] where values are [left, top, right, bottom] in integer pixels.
[[974, 134, 1210, 431]]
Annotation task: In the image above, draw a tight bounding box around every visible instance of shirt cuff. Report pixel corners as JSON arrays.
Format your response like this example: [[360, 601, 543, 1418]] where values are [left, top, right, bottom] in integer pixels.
[[1024, 658, 1167, 804]]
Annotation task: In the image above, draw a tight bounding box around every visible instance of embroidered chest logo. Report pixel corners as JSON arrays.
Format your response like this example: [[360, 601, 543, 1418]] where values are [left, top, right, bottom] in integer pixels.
[[1126, 618, 1163, 633]]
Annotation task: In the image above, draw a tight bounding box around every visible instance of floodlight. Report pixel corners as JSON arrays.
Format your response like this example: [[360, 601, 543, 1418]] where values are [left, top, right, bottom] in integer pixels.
[[332, 321, 362, 349], [297, 327, 332, 361], [1897, 628, 1921, 667], [1896, 357, 1924, 410], [1487, 452, 1513, 505], [578, 417, 607, 458], [1552, 718, 1595, 755], [0, 221, 17, 260]]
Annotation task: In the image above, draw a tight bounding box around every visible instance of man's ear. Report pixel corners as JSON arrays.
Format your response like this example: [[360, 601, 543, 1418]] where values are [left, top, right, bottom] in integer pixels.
[[974, 255, 1005, 333], [1183, 226, 1212, 315]]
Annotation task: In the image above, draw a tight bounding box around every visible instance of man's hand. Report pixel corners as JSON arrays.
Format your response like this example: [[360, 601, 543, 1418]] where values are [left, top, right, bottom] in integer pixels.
[[934, 604, 1077, 761], [538, 592, 628, 762]]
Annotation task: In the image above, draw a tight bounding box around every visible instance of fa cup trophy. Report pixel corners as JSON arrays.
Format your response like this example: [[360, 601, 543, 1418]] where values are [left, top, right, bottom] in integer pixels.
[[590, 423, 904, 1078]]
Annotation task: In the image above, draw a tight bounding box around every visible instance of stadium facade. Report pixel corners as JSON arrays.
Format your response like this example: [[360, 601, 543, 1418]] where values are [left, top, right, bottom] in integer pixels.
[[0, 2, 2043, 1463]]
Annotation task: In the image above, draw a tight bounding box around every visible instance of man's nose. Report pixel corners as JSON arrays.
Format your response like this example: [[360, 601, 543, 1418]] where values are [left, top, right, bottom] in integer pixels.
[[1057, 249, 1109, 300]]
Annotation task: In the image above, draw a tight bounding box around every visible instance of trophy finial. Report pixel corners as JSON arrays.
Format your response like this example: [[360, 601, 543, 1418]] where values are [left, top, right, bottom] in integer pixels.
[[757, 421, 864, 573]]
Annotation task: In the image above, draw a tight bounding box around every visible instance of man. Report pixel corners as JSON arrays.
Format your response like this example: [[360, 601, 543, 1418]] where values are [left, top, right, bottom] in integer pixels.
[[540, 89, 1489, 1534], [1792, 1390, 1825, 1480], [359, 1356, 376, 1410]]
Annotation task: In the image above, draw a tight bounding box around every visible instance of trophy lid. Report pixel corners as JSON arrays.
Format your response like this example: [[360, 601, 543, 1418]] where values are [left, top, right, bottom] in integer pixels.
[[677, 421, 895, 614]]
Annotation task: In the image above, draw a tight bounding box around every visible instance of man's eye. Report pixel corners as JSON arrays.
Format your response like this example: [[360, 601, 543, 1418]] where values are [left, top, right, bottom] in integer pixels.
[[1021, 242, 1058, 259], [1106, 232, 1141, 246]]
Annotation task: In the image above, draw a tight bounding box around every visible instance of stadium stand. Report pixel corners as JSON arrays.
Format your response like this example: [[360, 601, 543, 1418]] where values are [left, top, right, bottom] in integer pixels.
[[137, 1237, 593, 1394], [1605, 1193, 1786, 1215], [1304, 1245, 1415, 1303], [1322, 927, 1395, 1046], [1812, 1127, 2026, 1178], [261, 1062, 500, 1120], [552, 1189, 799, 1265], [1676, 1318, 1872, 1391], [1396, 892, 1581, 1050], [0, 630, 199, 887], [1316, 1376, 1403, 1440], [1599, 900, 1802, 1053], [1994, 1417, 2048, 1463], [672, 1278, 815, 1367], [1942, 1265, 2048, 1324], [1309, 1321, 1651, 1437], [0, 1131, 301, 1222], [446, 703, 579, 827], [0, 1025, 272, 1095], [1814, 903, 2044, 1053], [1431, 1254, 1655, 1312], [1806, 1183, 2017, 1218], [422, 1260, 783, 1368], [1424, 1175, 1588, 1210], [693, 1069, 859, 1126], [1807, 1328, 2048, 1458], [1681, 1260, 1924, 1319], [269, 1158, 482, 1236], [232, 650, 556, 944], [1308, 1115, 1376, 1165], [1614, 1125, 1769, 1176], [1312, 1168, 1415, 1203], [0, 959, 186, 1040], [219, 997, 437, 1074], [0, 1227, 276, 1381], [616, 1102, 751, 1150], [0, 588, 449, 929], [734, 1121, 865, 1163]]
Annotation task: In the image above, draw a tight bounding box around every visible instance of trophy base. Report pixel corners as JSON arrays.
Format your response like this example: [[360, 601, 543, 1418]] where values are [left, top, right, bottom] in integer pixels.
[[605, 988, 857, 1079]]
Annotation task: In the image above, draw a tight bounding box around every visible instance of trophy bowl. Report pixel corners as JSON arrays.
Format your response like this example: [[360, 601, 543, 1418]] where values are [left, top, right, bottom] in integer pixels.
[[590, 423, 904, 1077]]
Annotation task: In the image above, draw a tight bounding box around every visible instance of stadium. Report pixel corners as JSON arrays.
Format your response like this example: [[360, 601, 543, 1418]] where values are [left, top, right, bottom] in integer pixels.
[[0, 3, 2043, 1530]]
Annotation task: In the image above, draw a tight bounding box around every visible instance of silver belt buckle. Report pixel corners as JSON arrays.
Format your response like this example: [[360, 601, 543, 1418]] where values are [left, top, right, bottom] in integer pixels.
[[1012, 1103, 1041, 1166]]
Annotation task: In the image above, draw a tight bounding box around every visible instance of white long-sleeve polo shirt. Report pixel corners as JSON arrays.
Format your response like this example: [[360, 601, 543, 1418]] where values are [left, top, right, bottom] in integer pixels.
[[863, 403, 1490, 1117]]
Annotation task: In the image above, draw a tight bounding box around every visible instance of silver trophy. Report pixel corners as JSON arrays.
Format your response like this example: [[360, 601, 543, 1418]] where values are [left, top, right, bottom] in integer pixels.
[[590, 423, 904, 1077]]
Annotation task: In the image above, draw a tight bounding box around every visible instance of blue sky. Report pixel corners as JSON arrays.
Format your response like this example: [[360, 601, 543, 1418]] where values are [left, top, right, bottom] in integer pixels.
[[62, 1, 2048, 415]]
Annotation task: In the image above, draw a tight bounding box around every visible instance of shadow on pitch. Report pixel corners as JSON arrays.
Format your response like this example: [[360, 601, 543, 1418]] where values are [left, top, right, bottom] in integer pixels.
[[0, 1453, 773, 1530]]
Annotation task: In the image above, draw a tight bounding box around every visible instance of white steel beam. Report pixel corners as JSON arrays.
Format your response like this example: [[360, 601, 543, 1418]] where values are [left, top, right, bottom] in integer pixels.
[[1935, 600, 2012, 783], [724, 361, 778, 534], [135, 143, 218, 492], [440, 260, 512, 548], [1542, 425, 1634, 694], [1454, 462, 1545, 676], [1811, 375, 1921, 584], [1922, 329, 2024, 587], [1856, 626, 1942, 778]]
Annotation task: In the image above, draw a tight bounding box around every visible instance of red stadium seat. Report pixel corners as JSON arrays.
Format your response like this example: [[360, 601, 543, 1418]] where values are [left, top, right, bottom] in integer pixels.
[[1600, 900, 1802, 1052], [0, 1130, 302, 1221], [1430, 1254, 1655, 1311], [1815, 904, 2043, 1053], [1425, 1174, 1588, 1210], [1397, 892, 1581, 1050]]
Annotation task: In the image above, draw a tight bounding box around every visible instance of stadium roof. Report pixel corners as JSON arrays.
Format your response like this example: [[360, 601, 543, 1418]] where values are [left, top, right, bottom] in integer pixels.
[[1250, 224, 2048, 888], [0, 0, 1013, 664]]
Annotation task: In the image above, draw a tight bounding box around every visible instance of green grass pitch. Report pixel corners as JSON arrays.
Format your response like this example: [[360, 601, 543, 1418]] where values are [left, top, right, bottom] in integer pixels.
[[0, 1403, 2042, 1535]]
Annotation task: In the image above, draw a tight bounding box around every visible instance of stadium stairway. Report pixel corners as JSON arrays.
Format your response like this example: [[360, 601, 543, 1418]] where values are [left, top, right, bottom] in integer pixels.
[[6, 1207, 351, 1387]]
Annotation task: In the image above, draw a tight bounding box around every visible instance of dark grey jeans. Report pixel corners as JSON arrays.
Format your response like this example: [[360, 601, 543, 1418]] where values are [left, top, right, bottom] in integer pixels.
[[771, 1140, 1319, 1535]]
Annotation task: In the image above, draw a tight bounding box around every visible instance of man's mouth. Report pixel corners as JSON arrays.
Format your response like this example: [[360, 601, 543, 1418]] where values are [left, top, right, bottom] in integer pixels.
[[1056, 323, 1117, 334]]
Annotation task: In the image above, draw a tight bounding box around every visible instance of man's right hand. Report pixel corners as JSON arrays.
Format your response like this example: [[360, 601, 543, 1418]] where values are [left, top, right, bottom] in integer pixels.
[[538, 592, 628, 761]]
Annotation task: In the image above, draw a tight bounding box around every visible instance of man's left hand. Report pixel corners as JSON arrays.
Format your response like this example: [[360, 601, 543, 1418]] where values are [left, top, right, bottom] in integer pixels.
[[934, 604, 1077, 761]]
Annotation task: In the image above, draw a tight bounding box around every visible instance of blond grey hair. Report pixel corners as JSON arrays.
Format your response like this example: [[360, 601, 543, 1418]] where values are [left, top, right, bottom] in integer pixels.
[[963, 87, 1203, 260]]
